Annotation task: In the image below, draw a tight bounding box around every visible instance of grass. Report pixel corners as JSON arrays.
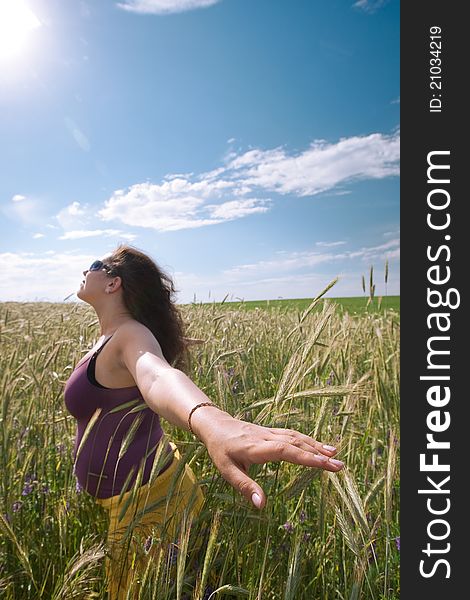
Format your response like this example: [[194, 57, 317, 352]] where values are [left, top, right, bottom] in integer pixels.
[[0, 292, 400, 599], [191, 296, 400, 316]]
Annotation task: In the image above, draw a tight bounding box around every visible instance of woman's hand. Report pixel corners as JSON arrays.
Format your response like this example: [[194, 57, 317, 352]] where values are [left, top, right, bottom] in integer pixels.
[[118, 332, 343, 509], [192, 410, 343, 509]]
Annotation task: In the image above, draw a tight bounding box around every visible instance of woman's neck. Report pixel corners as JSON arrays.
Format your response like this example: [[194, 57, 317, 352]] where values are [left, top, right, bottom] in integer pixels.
[[94, 301, 133, 337]]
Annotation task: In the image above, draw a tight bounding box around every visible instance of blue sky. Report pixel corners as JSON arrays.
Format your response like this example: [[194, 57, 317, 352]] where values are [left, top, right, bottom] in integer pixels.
[[0, 0, 399, 303]]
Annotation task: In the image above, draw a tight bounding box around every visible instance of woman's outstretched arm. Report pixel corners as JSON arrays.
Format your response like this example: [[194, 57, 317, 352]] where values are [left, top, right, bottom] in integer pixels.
[[117, 321, 344, 509]]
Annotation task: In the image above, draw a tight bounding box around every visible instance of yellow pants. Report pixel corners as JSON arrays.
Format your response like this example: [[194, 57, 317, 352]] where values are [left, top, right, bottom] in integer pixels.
[[96, 443, 204, 600]]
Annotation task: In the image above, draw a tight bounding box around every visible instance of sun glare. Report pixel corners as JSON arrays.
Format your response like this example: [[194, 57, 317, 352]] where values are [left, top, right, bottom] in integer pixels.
[[0, 1, 41, 60]]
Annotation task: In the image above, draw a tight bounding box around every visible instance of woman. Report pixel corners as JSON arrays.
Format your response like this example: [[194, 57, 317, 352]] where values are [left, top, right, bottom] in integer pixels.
[[64, 244, 344, 599]]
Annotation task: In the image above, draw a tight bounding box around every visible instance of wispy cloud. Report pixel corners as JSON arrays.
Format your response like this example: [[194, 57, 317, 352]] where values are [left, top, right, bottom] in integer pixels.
[[316, 240, 347, 248], [383, 229, 400, 238], [353, 0, 390, 13], [173, 238, 400, 302], [222, 238, 400, 281], [59, 229, 137, 241], [98, 130, 399, 232], [116, 0, 221, 15]]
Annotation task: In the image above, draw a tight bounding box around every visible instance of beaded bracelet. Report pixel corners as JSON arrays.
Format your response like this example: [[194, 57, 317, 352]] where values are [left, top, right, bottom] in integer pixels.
[[187, 402, 217, 435]]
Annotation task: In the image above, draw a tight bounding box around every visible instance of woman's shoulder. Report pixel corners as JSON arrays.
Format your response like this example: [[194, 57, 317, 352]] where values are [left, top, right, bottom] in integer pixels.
[[113, 319, 165, 364], [114, 319, 153, 340]]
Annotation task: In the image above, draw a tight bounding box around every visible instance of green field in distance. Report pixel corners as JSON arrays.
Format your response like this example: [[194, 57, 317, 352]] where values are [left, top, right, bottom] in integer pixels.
[[190, 295, 400, 315]]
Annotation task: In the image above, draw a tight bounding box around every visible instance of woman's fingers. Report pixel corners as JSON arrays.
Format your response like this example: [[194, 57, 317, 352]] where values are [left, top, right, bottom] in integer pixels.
[[268, 428, 338, 457], [205, 420, 344, 509], [247, 440, 344, 472], [216, 440, 343, 509], [217, 460, 267, 509], [266, 434, 325, 456]]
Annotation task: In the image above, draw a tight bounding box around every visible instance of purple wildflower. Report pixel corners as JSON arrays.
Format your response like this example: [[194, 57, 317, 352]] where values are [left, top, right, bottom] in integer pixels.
[[75, 480, 83, 493], [395, 536, 400, 551], [202, 586, 215, 600], [21, 483, 33, 496], [302, 532, 312, 542], [144, 536, 153, 553], [282, 521, 294, 533], [12, 501, 23, 513], [326, 372, 334, 386], [25, 473, 36, 484], [41, 484, 50, 494], [299, 510, 307, 523]]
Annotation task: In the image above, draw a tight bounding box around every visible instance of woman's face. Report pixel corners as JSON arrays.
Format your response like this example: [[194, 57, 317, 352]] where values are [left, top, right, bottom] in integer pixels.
[[76, 259, 112, 302]]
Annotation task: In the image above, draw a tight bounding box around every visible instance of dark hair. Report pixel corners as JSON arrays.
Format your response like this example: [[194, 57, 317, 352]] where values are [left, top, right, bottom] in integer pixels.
[[105, 244, 188, 370]]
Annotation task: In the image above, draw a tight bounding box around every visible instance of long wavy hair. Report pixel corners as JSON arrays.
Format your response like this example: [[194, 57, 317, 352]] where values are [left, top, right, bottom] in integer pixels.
[[104, 244, 188, 370]]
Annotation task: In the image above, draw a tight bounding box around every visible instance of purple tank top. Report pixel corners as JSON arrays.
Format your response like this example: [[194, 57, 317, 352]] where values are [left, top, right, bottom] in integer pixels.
[[64, 336, 171, 498]]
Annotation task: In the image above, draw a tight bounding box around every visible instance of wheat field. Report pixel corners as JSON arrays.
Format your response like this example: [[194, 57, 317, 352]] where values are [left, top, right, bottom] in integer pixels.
[[0, 291, 399, 599]]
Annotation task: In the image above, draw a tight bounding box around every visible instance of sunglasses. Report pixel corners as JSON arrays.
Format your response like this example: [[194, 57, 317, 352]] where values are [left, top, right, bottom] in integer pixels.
[[88, 259, 113, 273]]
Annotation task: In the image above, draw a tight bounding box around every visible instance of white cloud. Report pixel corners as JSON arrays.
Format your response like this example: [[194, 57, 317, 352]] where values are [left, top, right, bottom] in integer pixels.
[[98, 130, 399, 232], [116, 0, 221, 15], [226, 131, 400, 197], [12, 194, 26, 202], [55, 202, 140, 242], [99, 179, 268, 232], [33, 233, 45, 239], [59, 229, 137, 241], [207, 198, 270, 219], [0, 237, 400, 302], [0, 251, 96, 302], [68, 202, 85, 216], [316, 241, 347, 248], [56, 201, 89, 231]]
